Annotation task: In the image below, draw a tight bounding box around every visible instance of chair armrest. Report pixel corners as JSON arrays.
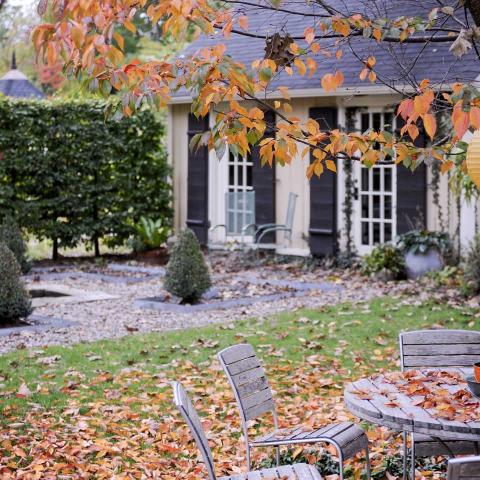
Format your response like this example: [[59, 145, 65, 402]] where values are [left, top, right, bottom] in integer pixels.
[[210, 224, 227, 234], [256, 226, 292, 244]]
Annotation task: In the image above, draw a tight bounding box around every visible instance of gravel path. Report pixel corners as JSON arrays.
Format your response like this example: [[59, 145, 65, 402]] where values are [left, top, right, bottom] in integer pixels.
[[0, 262, 413, 354]]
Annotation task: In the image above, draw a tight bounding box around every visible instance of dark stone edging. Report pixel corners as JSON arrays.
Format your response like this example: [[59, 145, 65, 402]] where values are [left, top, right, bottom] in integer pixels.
[[25, 263, 165, 284], [134, 280, 341, 313], [0, 315, 76, 337]]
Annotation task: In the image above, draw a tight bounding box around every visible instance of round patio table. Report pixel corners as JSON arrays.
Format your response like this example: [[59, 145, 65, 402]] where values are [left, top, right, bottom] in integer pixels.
[[344, 368, 480, 442]]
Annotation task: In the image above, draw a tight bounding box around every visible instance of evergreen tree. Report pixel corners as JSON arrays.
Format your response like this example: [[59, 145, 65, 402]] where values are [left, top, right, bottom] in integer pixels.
[[164, 229, 211, 303], [0, 243, 32, 324]]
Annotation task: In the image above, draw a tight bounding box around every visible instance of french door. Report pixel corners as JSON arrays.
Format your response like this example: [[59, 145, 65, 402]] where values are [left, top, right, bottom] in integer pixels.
[[354, 110, 397, 254]]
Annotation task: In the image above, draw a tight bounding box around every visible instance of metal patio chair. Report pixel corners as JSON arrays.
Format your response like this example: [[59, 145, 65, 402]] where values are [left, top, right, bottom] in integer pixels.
[[172, 381, 322, 480], [243, 192, 298, 249], [217, 344, 371, 480], [399, 330, 480, 480], [447, 456, 480, 480]]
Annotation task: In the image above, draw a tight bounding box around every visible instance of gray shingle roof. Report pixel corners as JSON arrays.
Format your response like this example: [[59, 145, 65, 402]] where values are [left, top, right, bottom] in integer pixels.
[[0, 69, 45, 99], [175, 0, 478, 98]]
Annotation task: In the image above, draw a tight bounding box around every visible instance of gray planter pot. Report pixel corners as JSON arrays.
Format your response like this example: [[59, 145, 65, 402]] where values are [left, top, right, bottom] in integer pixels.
[[404, 248, 444, 279]]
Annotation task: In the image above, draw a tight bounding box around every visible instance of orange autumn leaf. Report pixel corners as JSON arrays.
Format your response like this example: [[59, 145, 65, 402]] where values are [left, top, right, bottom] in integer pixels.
[[423, 113, 437, 140]]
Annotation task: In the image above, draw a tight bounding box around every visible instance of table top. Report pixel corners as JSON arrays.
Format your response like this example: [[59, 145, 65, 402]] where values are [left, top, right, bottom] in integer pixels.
[[344, 368, 480, 441]]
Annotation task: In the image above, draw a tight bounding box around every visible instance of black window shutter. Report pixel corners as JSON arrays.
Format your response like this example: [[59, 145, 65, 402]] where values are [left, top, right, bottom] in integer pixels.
[[187, 113, 210, 245], [395, 117, 427, 234], [251, 110, 276, 243], [308, 107, 338, 256]]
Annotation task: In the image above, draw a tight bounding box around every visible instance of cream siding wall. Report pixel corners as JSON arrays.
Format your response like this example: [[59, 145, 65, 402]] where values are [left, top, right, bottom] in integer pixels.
[[168, 103, 190, 233]]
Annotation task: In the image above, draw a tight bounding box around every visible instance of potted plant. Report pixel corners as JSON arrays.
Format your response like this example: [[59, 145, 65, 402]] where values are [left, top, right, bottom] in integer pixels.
[[396, 229, 452, 279], [361, 243, 405, 281]]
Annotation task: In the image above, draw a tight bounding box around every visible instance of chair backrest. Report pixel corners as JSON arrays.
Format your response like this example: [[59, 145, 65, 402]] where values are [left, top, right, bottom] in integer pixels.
[[285, 193, 298, 236], [172, 381, 217, 480], [448, 456, 480, 480], [218, 344, 277, 427], [399, 329, 480, 371]]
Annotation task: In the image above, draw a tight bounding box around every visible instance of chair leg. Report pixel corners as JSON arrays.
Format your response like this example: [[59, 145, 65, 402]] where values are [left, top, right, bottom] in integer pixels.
[[410, 434, 416, 480], [402, 431, 408, 480]]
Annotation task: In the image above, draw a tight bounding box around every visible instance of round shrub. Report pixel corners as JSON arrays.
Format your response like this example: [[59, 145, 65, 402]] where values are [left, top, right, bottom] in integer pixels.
[[164, 229, 211, 304], [0, 216, 30, 273], [361, 243, 405, 280], [462, 233, 480, 295], [0, 243, 32, 324]]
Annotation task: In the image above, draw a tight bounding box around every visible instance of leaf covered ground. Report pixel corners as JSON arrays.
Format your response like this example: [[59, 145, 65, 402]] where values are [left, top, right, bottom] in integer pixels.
[[0, 295, 478, 479]]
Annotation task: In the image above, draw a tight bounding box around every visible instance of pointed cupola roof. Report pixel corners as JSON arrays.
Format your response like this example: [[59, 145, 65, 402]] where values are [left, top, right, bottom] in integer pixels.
[[0, 51, 44, 99]]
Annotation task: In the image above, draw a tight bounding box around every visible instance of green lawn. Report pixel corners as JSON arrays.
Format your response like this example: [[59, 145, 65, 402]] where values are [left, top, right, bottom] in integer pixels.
[[0, 296, 476, 420]]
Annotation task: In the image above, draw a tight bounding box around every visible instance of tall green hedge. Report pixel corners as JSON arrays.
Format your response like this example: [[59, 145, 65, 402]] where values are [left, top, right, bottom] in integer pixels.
[[0, 98, 172, 258]]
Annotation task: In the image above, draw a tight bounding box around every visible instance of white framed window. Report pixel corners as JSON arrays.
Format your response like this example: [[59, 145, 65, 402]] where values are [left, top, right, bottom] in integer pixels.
[[355, 109, 397, 252], [226, 152, 254, 235]]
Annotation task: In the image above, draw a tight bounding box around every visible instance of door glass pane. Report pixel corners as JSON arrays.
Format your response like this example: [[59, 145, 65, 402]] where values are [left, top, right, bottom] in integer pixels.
[[384, 196, 392, 218], [373, 222, 380, 243], [361, 195, 369, 217], [373, 169, 381, 191], [373, 113, 381, 131], [372, 195, 381, 218], [362, 222, 369, 244], [362, 168, 369, 190], [385, 223, 392, 242]]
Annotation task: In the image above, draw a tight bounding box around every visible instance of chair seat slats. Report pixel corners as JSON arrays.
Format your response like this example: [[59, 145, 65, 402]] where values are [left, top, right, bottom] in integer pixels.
[[219, 463, 322, 480], [413, 433, 479, 457], [447, 456, 480, 480], [252, 422, 367, 459]]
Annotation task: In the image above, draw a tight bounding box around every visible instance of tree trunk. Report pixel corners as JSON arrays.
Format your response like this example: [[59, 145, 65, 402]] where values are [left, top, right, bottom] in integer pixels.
[[94, 237, 100, 257], [52, 238, 58, 260], [466, 0, 480, 27]]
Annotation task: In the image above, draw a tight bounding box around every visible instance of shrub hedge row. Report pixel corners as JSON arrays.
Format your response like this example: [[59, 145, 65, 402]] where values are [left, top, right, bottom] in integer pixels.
[[0, 98, 172, 258]]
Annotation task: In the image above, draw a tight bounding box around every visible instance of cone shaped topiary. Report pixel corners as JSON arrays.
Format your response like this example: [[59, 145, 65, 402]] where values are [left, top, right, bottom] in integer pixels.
[[0, 216, 30, 274], [164, 229, 211, 304], [0, 243, 32, 325]]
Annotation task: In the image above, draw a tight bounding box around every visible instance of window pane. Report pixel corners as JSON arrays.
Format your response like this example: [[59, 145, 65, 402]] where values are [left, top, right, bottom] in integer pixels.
[[229, 164, 235, 187], [373, 195, 381, 218], [384, 196, 392, 218], [362, 222, 369, 245], [373, 113, 381, 131], [384, 112, 393, 132], [373, 222, 380, 243], [361, 113, 370, 132], [384, 168, 392, 191], [247, 164, 252, 187], [361, 195, 369, 218], [373, 168, 381, 190], [385, 223, 392, 242], [238, 163, 243, 186]]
